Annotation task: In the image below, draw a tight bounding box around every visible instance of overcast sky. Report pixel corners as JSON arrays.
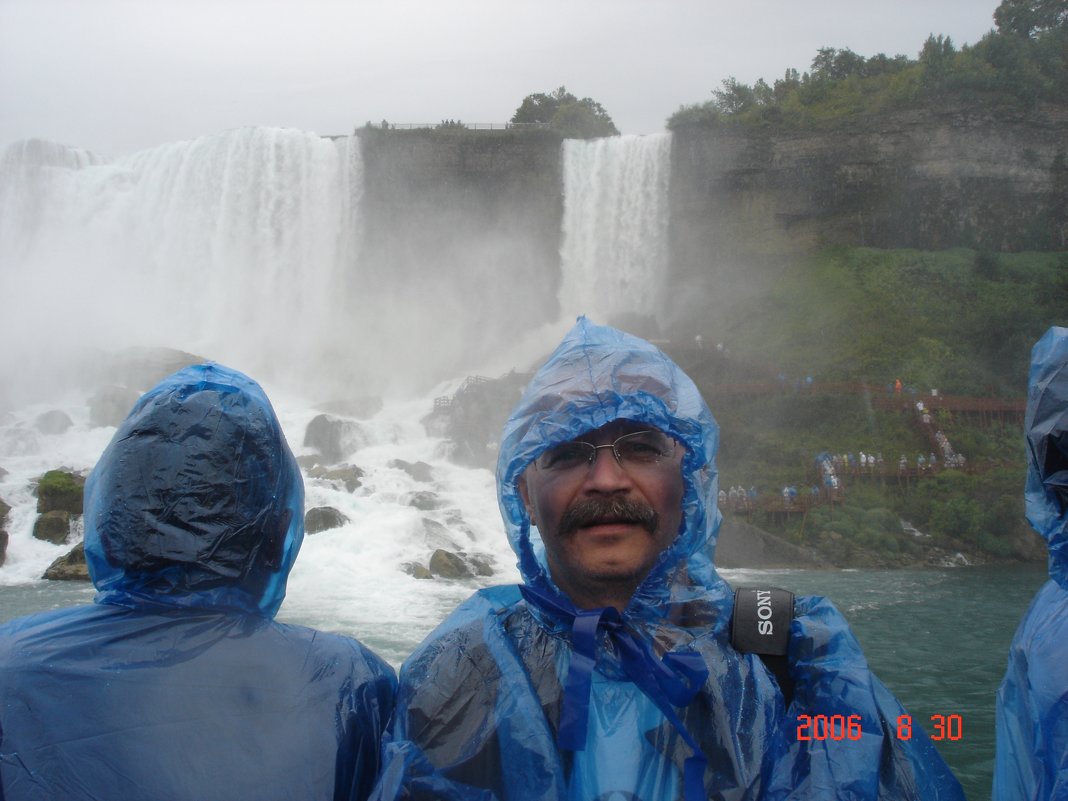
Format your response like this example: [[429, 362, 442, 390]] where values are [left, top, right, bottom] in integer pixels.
[[1, 0, 999, 159]]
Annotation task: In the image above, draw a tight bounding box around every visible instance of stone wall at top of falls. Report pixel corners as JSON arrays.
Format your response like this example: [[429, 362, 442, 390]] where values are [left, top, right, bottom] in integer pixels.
[[355, 127, 564, 330], [354, 105, 1065, 274]]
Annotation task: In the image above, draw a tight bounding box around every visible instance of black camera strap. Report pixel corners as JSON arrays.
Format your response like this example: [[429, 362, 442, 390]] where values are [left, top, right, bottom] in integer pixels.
[[730, 586, 796, 707]]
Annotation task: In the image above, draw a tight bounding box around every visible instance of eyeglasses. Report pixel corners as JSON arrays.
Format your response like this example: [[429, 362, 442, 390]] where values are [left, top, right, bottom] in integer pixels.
[[533, 430, 678, 473]]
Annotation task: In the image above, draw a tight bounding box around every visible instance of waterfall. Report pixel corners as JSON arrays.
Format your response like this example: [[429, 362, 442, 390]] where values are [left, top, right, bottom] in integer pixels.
[[0, 129, 361, 404], [1, 128, 675, 406], [0, 126, 680, 661], [0, 130, 521, 658], [557, 133, 671, 327]]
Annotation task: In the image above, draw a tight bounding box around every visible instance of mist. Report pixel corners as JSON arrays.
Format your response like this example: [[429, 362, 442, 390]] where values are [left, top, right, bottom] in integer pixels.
[[0, 128, 677, 410]]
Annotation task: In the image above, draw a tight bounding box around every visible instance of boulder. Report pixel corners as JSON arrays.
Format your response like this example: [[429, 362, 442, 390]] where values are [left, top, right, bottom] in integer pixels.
[[467, 553, 495, 577], [421, 518, 461, 550], [307, 464, 365, 493], [304, 506, 349, 534], [402, 562, 434, 580], [303, 414, 369, 465], [42, 541, 90, 581], [99, 347, 203, 394], [34, 409, 74, 435], [428, 549, 473, 579], [88, 385, 142, 428], [406, 490, 443, 511], [424, 371, 530, 469], [390, 459, 434, 483], [35, 470, 85, 514], [33, 510, 71, 544]]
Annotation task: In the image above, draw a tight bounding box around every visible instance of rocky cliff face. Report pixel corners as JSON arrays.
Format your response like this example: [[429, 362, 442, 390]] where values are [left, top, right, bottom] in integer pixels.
[[669, 103, 1067, 262], [358, 127, 565, 325]]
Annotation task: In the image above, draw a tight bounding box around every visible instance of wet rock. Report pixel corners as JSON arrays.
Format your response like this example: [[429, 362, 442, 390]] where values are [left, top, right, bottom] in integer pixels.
[[304, 506, 349, 534], [303, 414, 370, 465], [429, 549, 473, 579], [467, 553, 495, 577], [424, 371, 530, 469], [442, 509, 475, 538], [35, 470, 85, 515], [307, 464, 365, 493], [402, 562, 433, 580], [88, 385, 142, 428], [33, 510, 72, 545], [421, 518, 461, 550], [42, 541, 89, 581], [34, 409, 74, 435], [406, 490, 443, 511], [100, 347, 203, 394], [390, 459, 434, 483]]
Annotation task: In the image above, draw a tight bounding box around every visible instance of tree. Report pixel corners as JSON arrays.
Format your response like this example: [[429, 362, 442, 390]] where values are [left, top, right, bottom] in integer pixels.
[[810, 47, 867, 81], [712, 77, 757, 114], [511, 86, 619, 139], [773, 69, 802, 102], [919, 34, 958, 90], [993, 0, 1068, 37]]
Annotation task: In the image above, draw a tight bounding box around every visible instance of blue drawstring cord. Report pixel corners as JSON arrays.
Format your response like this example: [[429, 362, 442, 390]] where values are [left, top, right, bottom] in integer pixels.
[[519, 584, 710, 801]]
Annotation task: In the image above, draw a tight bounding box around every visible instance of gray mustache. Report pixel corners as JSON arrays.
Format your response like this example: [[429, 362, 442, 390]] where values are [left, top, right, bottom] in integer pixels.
[[559, 497, 658, 535]]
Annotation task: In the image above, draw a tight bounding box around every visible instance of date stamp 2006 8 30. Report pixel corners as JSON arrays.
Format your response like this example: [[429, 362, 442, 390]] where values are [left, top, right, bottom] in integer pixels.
[[796, 714, 964, 742]]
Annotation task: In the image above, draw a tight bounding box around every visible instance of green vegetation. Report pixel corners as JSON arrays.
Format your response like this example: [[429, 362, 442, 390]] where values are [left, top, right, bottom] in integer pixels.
[[511, 86, 619, 139], [35, 470, 84, 515], [707, 389, 1030, 563], [697, 248, 1068, 398], [668, 0, 1067, 130], [666, 245, 1063, 563]]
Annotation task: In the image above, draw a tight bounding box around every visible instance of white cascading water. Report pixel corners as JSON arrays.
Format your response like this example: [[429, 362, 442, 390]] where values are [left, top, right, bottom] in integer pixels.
[[557, 133, 671, 323], [0, 128, 361, 404], [0, 128, 675, 665]]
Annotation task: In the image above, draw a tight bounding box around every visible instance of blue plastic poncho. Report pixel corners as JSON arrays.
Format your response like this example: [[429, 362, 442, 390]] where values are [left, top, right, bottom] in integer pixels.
[[0, 363, 396, 801], [372, 318, 963, 801], [995, 326, 1068, 801]]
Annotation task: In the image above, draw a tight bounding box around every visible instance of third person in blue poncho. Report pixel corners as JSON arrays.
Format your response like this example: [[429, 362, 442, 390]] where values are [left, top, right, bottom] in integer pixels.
[[995, 326, 1068, 801], [371, 317, 964, 801]]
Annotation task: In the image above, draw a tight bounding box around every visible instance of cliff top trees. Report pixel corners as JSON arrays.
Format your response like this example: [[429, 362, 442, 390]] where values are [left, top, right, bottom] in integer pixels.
[[668, 1, 1066, 129], [511, 87, 619, 139], [994, 0, 1068, 38]]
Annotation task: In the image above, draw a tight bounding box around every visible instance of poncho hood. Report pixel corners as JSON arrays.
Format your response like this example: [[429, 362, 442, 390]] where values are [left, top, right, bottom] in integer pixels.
[[83, 363, 304, 618], [1025, 325, 1068, 590], [497, 317, 726, 617]]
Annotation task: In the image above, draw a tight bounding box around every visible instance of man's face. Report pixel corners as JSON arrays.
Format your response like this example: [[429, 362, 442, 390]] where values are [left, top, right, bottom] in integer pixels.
[[518, 419, 685, 611]]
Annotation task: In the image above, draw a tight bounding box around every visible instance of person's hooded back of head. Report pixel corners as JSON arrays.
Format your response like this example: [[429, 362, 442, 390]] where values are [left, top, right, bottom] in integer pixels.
[[84, 363, 304, 618], [497, 317, 726, 619], [1026, 326, 1068, 590]]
